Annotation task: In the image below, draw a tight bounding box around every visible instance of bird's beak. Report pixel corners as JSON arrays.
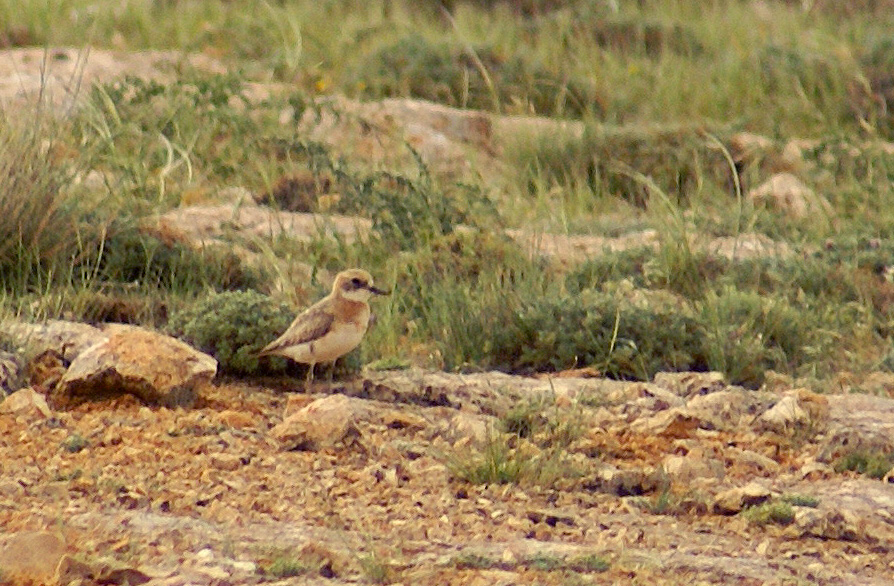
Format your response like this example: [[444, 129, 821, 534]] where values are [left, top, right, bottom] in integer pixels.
[[369, 285, 390, 296]]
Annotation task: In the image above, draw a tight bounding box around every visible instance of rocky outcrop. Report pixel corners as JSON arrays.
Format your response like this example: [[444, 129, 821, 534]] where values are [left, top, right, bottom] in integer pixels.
[[53, 324, 217, 408]]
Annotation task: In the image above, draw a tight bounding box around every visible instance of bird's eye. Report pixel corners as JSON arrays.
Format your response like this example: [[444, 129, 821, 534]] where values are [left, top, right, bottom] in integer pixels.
[[351, 277, 363, 287]]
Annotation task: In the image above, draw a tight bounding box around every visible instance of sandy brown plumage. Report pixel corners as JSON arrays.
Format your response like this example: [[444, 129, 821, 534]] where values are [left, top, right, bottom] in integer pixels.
[[259, 268, 388, 389]]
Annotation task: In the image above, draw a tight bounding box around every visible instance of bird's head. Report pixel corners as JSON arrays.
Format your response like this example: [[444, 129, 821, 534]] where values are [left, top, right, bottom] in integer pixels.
[[334, 268, 390, 302]]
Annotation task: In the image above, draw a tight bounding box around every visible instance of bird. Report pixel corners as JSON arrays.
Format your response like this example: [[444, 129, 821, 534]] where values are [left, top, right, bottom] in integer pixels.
[[258, 268, 389, 391]]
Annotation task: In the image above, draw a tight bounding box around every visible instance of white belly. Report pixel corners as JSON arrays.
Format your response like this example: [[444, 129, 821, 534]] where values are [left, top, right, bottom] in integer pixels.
[[277, 322, 367, 365]]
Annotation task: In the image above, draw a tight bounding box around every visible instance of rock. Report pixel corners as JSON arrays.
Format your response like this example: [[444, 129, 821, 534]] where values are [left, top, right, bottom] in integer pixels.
[[653, 371, 726, 399], [756, 395, 806, 432], [270, 393, 368, 450], [298, 95, 498, 183], [217, 409, 257, 429], [210, 453, 243, 471], [0, 387, 52, 419], [817, 393, 894, 462], [435, 410, 492, 447], [0, 47, 225, 109], [585, 465, 662, 496], [631, 409, 701, 438], [728, 448, 780, 474], [662, 454, 725, 484], [787, 508, 864, 541], [713, 482, 773, 514], [755, 389, 829, 434], [53, 324, 217, 408], [799, 460, 834, 480], [729, 132, 775, 166], [632, 382, 686, 409], [747, 172, 831, 220], [151, 202, 371, 250], [93, 563, 152, 585], [683, 389, 770, 431], [53, 554, 94, 584], [0, 530, 67, 583], [4, 319, 106, 362]]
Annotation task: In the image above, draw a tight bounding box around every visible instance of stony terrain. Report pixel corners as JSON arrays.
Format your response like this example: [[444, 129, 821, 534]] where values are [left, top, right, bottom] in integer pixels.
[[1, 325, 894, 585], [2, 44, 894, 586]]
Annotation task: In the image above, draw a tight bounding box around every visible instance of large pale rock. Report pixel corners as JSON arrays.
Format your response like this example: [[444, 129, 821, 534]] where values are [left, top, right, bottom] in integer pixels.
[[298, 96, 498, 182], [270, 393, 369, 450], [631, 409, 701, 438], [728, 448, 780, 474], [151, 202, 371, 250], [434, 410, 492, 447], [0, 47, 224, 108], [818, 393, 894, 462], [0, 530, 66, 583], [53, 324, 217, 408], [747, 172, 831, 220]]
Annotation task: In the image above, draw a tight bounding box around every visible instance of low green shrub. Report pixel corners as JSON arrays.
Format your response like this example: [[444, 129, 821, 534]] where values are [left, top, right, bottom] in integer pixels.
[[490, 289, 704, 379], [166, 290, 294, 375]]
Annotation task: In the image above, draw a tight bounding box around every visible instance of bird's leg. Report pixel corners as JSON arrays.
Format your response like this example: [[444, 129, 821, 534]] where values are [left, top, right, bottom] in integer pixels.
[[305, 363, 315, 393], [327, 360, 336, 387]]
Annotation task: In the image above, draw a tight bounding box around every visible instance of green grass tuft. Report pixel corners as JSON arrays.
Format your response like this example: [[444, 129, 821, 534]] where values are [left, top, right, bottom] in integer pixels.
[[741, 500, 795, 526], [833, 450, 894, 479], [265, 556, 308, 578], [780, 493, 820, 508]]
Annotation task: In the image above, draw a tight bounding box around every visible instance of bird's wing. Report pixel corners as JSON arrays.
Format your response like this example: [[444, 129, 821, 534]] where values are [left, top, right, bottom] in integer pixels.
[[258, 304, 335, 356]]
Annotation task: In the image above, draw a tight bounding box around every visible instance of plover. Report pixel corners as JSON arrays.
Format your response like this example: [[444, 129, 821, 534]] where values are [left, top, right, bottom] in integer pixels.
[[258, 268, 388, 390]]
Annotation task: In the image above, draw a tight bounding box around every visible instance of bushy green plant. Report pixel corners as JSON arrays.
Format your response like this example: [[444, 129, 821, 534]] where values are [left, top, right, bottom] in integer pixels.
[[61, 433, 89, 454], [566, 553, 611, 573], [451, 553, 500, 570], [166, 290, 295, 375], [566, 248, 654, 292], [491, 289, 704, 379], [448, 433, 530, 485]]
